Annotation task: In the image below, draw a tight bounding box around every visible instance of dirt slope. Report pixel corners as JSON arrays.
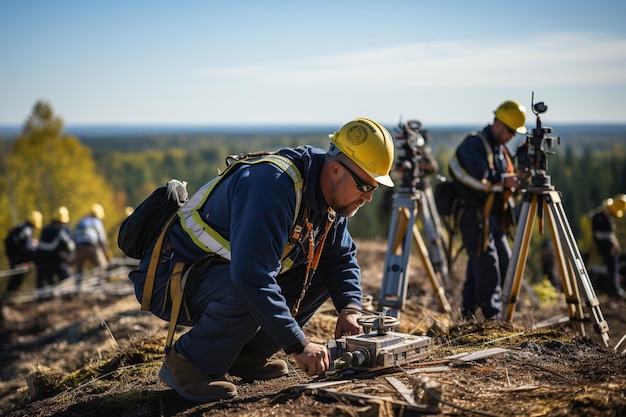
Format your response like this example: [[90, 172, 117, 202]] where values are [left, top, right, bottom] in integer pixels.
[[1, 240, 625, 417]]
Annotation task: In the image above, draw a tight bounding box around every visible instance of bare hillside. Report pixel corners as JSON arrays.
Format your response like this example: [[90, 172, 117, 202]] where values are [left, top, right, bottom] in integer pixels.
[[1, 240, 625, 417]]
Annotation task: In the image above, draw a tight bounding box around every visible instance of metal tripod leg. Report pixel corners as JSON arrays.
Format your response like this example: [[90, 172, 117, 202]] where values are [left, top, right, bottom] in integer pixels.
[[543, 191, 609, 346], [503, 188, 610, 347], [379, 193, 451, 317], [419, 186, 450, 285], [379, 194, 415, 317]]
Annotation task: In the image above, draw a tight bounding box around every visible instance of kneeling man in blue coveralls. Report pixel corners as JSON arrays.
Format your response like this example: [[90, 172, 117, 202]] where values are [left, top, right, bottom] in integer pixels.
[[129, 118, 395, 402]]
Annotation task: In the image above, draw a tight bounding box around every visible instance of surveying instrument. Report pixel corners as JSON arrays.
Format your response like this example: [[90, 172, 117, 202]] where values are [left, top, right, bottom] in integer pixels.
[[503, 94, 610, 347], [379, 119, 451, 317]]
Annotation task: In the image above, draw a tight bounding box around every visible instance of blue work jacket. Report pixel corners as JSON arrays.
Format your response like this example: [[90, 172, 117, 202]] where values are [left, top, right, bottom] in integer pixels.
[[165, 145, 362, 351]]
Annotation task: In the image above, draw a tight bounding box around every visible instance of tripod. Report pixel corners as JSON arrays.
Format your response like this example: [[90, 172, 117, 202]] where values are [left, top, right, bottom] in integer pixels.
[[502, 175, 610, 347], [418, 183, 451, 285], [379, 189, 451, 317]]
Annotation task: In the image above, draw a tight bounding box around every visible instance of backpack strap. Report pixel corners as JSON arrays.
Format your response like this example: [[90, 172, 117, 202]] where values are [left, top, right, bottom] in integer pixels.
[[141, 212, 194, 353], [142, 213, 178, 311], [163, 261, 188, 352]]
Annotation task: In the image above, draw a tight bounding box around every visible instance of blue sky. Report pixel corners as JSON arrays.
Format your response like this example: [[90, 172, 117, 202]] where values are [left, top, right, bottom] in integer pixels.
[[1, 0, 625, 128]]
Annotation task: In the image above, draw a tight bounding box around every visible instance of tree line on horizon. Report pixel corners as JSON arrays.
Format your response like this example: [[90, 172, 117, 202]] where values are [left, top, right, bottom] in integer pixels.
[[1, 101, 624, 281]]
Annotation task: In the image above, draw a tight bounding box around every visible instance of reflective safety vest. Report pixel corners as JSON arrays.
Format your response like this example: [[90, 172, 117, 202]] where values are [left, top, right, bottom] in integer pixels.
[[448, 132, 516, 255], [147, 153, 333, 351], [449, 132, 513, 194], [178, 154, 304, 262]]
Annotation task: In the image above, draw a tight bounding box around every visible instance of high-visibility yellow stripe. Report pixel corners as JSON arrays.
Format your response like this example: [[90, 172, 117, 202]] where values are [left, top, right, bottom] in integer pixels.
[[449, 133, 504, 193], [178, 154, 303, 261]]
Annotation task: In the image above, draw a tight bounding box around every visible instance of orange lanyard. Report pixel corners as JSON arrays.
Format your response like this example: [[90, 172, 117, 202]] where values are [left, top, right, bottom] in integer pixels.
[[291, 207, 336, 317], [503, 146, 514, 173]]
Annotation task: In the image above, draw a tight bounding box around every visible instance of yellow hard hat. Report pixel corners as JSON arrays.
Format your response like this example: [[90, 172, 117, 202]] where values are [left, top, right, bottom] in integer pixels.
[[494, 100, 527, 134], [54, 206, 70, 223], [604, 194, 626, 218], [328, 118, 395, 187], [27, 210, 43, 229], [91, 203, 105, 219]]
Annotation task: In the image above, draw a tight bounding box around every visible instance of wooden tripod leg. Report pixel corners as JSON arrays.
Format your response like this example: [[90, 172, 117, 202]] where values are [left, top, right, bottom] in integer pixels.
[[504, 193, 538, 321], [544, 199, 586, 336], [392, 207, 410, 253], [410, 219, 451, 313]]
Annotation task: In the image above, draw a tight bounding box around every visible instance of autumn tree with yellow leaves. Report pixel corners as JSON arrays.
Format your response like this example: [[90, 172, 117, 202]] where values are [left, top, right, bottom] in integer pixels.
[[0, 101, 124, 269]]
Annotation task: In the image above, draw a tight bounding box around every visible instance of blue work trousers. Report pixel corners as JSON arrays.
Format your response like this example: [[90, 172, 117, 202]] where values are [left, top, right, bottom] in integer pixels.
[[598, 244, 621, 295], [130, 247, 330, 376], [459, 209, 511, 319]]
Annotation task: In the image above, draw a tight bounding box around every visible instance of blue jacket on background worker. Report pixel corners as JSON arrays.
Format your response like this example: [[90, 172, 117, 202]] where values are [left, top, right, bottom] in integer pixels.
[[449, 101, 526, 320]]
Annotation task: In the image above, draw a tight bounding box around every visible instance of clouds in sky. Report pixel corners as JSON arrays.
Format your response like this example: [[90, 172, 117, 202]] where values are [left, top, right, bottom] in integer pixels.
[[201, 32, 626, 88], [1, 1, 625, 127], [187, 31, 626, 126]]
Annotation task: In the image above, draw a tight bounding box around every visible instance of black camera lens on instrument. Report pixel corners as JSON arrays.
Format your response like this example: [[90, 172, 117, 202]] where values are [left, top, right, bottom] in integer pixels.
[[533, 101, 548, 115], [514, 92, 560, 187]]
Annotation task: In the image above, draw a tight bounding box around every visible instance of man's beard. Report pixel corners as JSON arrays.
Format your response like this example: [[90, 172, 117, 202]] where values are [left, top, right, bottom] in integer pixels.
[[333, 200, 365, 218], [329, 181, 367, 218]]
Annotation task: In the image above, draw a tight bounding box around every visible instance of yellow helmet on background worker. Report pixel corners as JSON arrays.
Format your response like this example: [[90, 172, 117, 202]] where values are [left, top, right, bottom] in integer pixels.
[[494, 101, 527, 134], [603, 194, 626, 218], [54, 206, 70, 223], [27, 210, 43, 229], [328, 118, 395, 187], [91, 203, 105, 219]]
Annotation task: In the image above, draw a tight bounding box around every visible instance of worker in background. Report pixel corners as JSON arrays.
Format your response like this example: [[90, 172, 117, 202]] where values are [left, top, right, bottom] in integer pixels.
[[74, 203, 109, 289], [34, 206, 76, 295], [591, 194, 626, 299], [0, 210, 43, 325], [449, 100, 526, 319], [2, 210, 42, 300]]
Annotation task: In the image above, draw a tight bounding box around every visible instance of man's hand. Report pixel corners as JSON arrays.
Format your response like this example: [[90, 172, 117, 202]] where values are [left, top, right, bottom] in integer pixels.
[[334, 309, 362, 339], [503, 173, 519, 191], [293, 342, 330, 376]]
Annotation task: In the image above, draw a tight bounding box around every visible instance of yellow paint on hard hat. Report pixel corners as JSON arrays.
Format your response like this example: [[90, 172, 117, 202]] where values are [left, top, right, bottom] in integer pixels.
[[605, 194, 626, 218], [494, 100, 527, 134], [329, 118, 395, 187], [55, 206, 70, 223], [91, 203, 105, 219], [28, 210, 43, 229]]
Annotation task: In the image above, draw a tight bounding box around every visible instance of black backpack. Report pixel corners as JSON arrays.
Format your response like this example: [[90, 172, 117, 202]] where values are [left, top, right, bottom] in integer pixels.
[[4, 226, 25, 259], [434, 175, 457, 216], [118, 179, 188, 259]]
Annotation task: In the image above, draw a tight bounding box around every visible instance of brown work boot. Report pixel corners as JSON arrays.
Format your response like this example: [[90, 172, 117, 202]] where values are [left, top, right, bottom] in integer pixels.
[[228, 353, 289, 382], [159, 348, 237, 402]]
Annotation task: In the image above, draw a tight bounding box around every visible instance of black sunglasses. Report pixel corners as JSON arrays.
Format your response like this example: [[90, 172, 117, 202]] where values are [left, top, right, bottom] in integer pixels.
[[503, 124, 516, 135], [338, 160, 378, 193]]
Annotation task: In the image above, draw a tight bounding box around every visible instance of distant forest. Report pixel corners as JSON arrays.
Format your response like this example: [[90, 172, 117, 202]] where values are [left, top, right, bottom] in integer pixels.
[[74, 122, 626, 238], [1, 106, 625, 279]]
